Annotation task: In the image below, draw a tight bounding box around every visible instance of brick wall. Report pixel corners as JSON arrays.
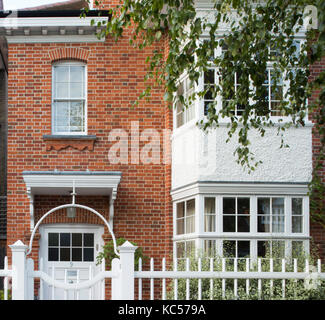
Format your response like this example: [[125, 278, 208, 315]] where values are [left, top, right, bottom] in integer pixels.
[[6, 32, 173, 269], [309, 54, 325, 260]]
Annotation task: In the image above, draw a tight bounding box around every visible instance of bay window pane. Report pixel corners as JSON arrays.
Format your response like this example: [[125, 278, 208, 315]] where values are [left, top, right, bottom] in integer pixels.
[[258, 241, 270, 257], [186, 215, 195, 233], [292, 241, 304, 258], [223, 216, 235, 232], [258, 215, 270, 232], [292, 216, 302, 233], [176, 219, 184, 235], [176, 242, 185, 259], [258, 198, 270, 215], [237, 198, 250, 214], [292, 198, 303, 215], [272, 198, 284, 215], [223, 198, 235, 214], [238, 241, 250, 258], [223, 240, 236, 257], [238, 216, 250, 232], [186, 199, 195, 217], [204, 215, 215, 232], [204, 240, 216, 257], [176, 202, 184, 219], [272, 241, 285, 258], [272, 215, 284, 233]]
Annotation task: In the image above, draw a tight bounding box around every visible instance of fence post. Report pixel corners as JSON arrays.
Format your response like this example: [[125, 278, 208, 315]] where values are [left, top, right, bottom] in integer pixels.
[[118, 241, 137, 300], [9, 240, 28, 300]]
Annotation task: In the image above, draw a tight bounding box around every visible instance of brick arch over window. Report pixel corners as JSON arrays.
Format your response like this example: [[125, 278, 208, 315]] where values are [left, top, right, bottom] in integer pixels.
[[49, 47, 90, 63]]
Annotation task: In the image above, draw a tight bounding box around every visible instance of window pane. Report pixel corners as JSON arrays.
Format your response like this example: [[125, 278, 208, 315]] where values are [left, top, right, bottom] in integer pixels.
[[223, 216, 235, 232], [186, 241, 195, 257], [176, 202, 185, 219], [70, 82, 84, 99], [237, 198, 250, 215], [258, 241, 270, 257], [60, 248, 70, 261], [186, 216, 195, 233], [258, 216, 270, 232], [292, 198, 303, 215], [223, 240, 236, 257], [48, 248, 59, 261], [237, 216, 250, 232], [176, 219, 184, 235], [176, 242, 185, 259], [272, 198, 284, 215], [72, 248, 82, 261], [238, 241, 250, 258], [186, 199, 195, 216], [258, 198, 270, 215], [205, 198, 215, 214], [204, 69, 215, 84], [70, 66, 84, 82], [83, 248, 94, 262], [72, 233, 82, 247], [223, 198, 235, 214], [292, 241, 303, 258], [272, 241, 285, 258], [292, 216, 303, 233], [204, 240, 216, 257], [204, 215, 215, 232], [83, 233, 94, 247], [272, 215, 284, 233], [55, 82, 69, 99], [60, 233, 70, 247], [49, 233, 59, 247], [54, 66, 69, 82]]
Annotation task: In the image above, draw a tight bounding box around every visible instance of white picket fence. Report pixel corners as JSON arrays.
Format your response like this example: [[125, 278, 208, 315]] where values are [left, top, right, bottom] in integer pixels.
[[136, 257, 325, 300], [0, 240, 325, 300]]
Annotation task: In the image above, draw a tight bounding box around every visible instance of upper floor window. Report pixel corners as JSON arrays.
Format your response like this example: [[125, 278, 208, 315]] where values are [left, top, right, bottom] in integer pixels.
[[52, 61, 87, 135], [175, 77, 195, 128], [202, 38, 303, 119]]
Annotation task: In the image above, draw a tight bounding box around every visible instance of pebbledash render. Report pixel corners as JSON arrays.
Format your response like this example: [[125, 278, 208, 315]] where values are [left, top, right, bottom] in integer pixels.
[[0, 0, 324, 299]]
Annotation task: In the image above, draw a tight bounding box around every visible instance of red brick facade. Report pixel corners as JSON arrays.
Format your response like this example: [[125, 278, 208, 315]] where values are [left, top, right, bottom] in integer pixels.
[[6, 34, 173, 266]]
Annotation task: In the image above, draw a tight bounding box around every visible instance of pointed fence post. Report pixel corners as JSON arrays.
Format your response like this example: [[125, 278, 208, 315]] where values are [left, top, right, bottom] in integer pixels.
[[9, 240, 29, 300], [118, 241, 137, 300]]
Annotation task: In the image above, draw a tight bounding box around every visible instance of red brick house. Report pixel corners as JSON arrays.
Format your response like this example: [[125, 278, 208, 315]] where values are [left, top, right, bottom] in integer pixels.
[[0, 0, 324, 299]]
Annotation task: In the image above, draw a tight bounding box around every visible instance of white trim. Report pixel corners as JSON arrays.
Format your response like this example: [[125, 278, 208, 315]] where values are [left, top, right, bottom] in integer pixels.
[[6, 34, 105, 43], [171, 182, 309, 201], [0, 17, 107, 28], [23, 173, 122, 197]]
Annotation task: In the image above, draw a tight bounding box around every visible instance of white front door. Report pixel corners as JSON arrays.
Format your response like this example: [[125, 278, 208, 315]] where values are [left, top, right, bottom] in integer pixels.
[[39, 224, 104, 300]]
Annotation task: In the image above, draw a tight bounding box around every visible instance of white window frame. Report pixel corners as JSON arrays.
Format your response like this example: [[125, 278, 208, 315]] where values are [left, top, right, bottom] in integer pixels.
[[51, 60, 87, 135], [173, 192, 309, 261], [174, 74, 196, 130], [198, 37, 306, 122]]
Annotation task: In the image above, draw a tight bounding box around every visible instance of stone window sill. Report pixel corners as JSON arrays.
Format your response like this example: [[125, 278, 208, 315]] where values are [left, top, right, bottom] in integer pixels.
[[43, 135, 97, 151]]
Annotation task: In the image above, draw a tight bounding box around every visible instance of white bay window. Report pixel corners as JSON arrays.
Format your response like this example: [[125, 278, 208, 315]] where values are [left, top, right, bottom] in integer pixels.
[[173, 187, 309, 261]]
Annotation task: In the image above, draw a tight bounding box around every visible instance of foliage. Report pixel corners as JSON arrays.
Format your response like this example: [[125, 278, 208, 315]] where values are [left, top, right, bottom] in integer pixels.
[[0, 290, 11, 300], [84, 1, 325, 224], [96, 237, 147, 269], [166, 249, 325, 300]]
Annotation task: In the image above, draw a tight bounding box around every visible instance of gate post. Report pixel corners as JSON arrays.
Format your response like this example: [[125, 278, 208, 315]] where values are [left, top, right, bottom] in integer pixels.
[[9, 240, 29, 300], [117, 241, 137, 300]]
